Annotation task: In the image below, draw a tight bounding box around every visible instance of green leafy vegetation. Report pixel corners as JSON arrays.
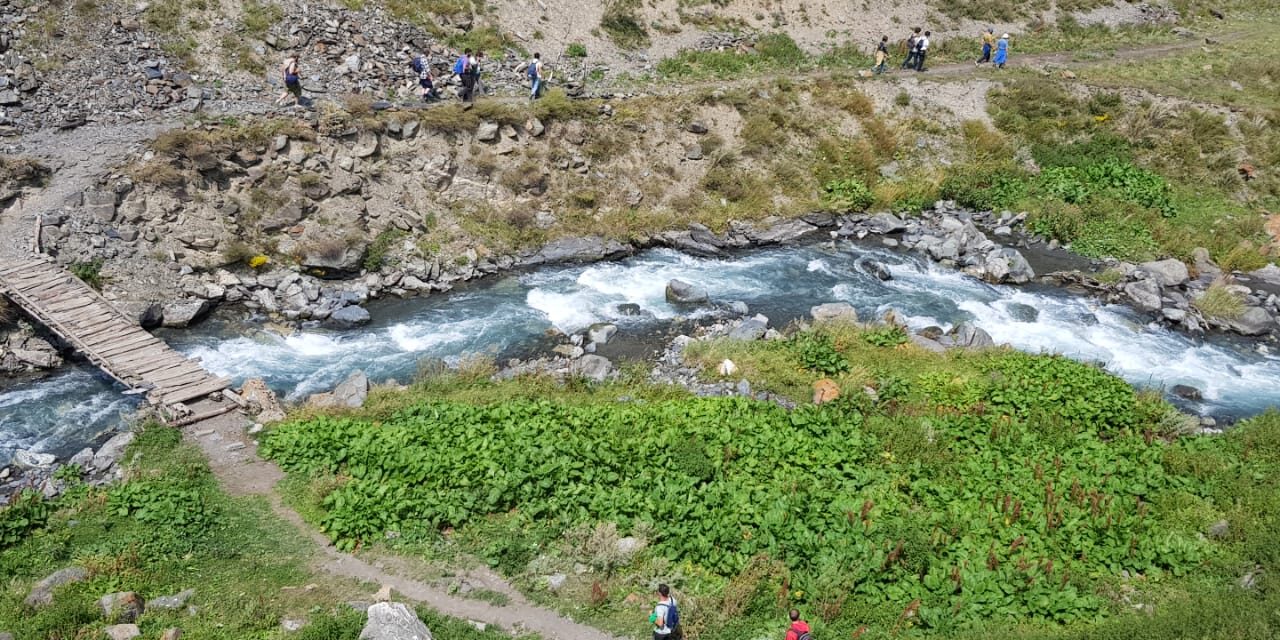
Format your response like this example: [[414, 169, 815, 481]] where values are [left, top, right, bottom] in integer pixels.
[[600, 0, 649, 49], [823, 178, 874, 212], [69, 259, 105, 290], [263, 323, 1280, 639], [657, 33, 806, 80]]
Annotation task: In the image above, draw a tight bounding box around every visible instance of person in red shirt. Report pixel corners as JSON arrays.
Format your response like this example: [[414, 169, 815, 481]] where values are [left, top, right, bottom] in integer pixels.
[[784, 609, 811, 640]]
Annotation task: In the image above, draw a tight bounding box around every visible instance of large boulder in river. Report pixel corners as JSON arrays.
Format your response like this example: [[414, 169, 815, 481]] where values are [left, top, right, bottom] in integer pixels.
[[330, 305, 371, 328], [982, 248, 1035, 284], [867, 213, 907, 234], [665, 279, 708, 304], [160, 300, 210, 328], [948, 322, 995, 349], [522, 236, 631, 265], [1123, 279, 1163, 312], [810, 302, 858, 324], [1139, 259, 1190, 287], [360, 602, 432, 640], [1226, 307, 1277, 336]]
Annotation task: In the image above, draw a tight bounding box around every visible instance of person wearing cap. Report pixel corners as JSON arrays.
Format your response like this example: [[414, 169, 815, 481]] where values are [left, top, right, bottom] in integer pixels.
[[994, 33, 1010, 68]]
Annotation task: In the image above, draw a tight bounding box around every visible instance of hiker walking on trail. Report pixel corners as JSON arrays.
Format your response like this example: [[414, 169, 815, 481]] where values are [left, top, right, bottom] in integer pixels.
[[454, 49, 474, 101], [873, 36, 889, 74], [914, 30, 931, 71], [527, 52, 544, 99], [275, 56, 302, 106], [784, 610, 812, 640], [977, 28, 996, 64], [409, 51, 439, 102], [470, 51, 486, 98], [901, 27, 921, 70], [994, 33, 1010, 69], [650, 584, 682, 640]]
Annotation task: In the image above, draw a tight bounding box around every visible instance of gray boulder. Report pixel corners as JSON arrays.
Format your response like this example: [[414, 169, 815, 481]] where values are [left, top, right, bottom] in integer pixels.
[[148, 589, 195, 611], [1123, 279, 1163, 312], [665, 279, 708, 304], [104, 625, 140, 640], [983, 248, 1035, 284], [1139, 258, 1190, 287], [571, 355, 613, 382], [910, 334, 947, 353], [333, 371, 370, 408], [1171, 384, 1203, 401], [810, 302, 858, 324], [949, 322, 995, 349], [330, 305, 372, 328], [160, 300, 211, 328], [587, 323, 617, 345], [748, 219, 817, 244], [25, 566, 89, 607], [524, 236, 631, 265], [99, 592, 144, 622], [1226, 307, 1276, 336], [476, 121, 499, 142], [360, 602, 432, 640], [301, 243, 367, 274], [863, 260, 892, 281], [92, 432, 136, 472], [867, 213, 907, 234], [728, 316, 769, 341]]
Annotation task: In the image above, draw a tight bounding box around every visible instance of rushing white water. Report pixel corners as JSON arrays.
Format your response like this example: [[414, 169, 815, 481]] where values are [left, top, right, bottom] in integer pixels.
[[6, 241, 1280, 465]]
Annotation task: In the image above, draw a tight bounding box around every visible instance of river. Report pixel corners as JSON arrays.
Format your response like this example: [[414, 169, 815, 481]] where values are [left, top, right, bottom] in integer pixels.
[[4, 240, 1279, 465]]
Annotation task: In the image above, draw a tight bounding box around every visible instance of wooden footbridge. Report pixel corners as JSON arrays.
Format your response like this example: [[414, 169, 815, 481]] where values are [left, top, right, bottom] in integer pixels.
[[0, 255, 230, 408]]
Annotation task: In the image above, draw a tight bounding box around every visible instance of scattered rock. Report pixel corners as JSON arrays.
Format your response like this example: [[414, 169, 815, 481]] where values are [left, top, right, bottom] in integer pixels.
[[240, 378, 287, 423], [476, 121, 500, 142], [546, 574, 567, 592], [359, 602, 433, 640], [1171, 384, 1203, 401], [812, 379, 840, 404], [717, 359, 737, 376], [810, 302, 858, 324], [1139, 258, 1190, 287], [867, 213, 907, 234], [983, 248, 1035, 284], [99, 592, 145, 623], [684, 144, 703, 160], [149, 589, 195, 611], [571, 354, 613, 382], [665, 279, 709, 304], [25, 566, 89, 607], [1226, 307, 1276, 336], [160, 629, 183, 640], [1206, 519, 1229, 539], [91, 432, 135, 472], [333, 371, 370, 408], [728, 316, 769, 341], [686, 121, 708, 134], [910, 334, 947, 353], [617, 303, 642, 316], [104, 624, 141, 640], [949, 322, 995, 349], [330, 305, 372, 328], [160, 300, 211, 328], [1123, 279, 1163, 312], [588, 323, 617, 345]]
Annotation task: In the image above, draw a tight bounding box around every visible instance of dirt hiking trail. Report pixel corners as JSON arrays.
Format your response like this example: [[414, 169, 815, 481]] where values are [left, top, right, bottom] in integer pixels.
[[183, 398, 623, 640]]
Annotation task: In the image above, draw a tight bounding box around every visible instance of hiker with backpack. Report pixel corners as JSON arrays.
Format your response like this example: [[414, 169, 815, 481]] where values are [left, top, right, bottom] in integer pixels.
[[454, 49, 473, 101], [784, 609, 812, 640], [914, 31, 931, 71], [275, 56, 302, 106], [650, 584, 681, 640], [900, 27, 921, 70], [873, 36, 889, 74], [409, 52, 440, 102], [527, 52, 544, 99]]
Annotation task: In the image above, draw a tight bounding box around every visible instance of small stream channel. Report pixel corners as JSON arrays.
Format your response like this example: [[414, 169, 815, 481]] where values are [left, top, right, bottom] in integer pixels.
[[5, 239, 1280, 465]]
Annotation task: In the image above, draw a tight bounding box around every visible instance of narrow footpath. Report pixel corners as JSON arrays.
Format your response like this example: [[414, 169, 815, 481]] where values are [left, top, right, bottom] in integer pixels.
[[183, 397, 622, 640]]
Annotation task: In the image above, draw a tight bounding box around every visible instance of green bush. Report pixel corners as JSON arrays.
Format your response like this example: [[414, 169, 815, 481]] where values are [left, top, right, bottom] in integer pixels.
[[822, 178, 874, 212], [981, 352, 1138, 434], [565, 42, 587, 58], [788, 332, 850, 375], [939, 164, 1029, 210], [70, 259, 105, 290], [600, 0, 648, 49], [0, 491, 52, 550], [862, 325, 908, 347]]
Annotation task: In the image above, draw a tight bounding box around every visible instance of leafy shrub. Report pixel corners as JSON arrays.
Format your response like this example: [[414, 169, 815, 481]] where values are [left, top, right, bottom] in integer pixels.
[[108, 480, 218, 551], [789, 333, 850, 375], [363, 228, 405, 271], [70, 259, 105, 290], [862, 325, 908, 347], [565, 42, 587, 58], [939, 164, 1029, 210], [1037, 166, 1091, 204], [0, 491, 52, 549], [1070, 216, 1159, 261], [1082, 157, 1176, 217], [894, 91, 911, 107], [822, 178, 874, 212], [982, 352, 1138, 433]]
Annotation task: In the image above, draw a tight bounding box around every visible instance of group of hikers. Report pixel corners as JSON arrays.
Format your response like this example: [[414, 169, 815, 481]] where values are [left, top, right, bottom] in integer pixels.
[[871, 27, 1011, 74], [648, 584, 812, 640], [273, 47, 551, 107]]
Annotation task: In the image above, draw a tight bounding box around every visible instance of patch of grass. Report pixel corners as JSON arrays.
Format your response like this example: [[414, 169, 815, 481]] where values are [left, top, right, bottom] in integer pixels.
[[1193, 281, 1246, 320], [600, 0, 649, 49], [657, 33, 807, 80], [566, 42, 587, 58], [69, 259, 105, 290]]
